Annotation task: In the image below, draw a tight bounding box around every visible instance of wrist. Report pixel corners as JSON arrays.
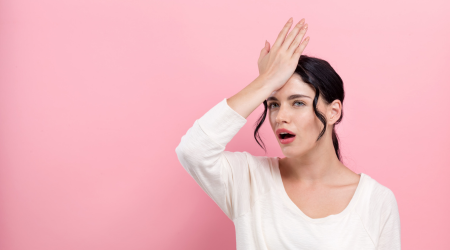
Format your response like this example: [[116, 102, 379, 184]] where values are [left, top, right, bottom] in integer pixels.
[[254, 74, 278, 93]]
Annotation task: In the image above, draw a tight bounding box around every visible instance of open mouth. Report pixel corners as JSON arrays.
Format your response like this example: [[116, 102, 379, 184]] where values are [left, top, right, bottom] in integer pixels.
[[279, 133, 296, 140]]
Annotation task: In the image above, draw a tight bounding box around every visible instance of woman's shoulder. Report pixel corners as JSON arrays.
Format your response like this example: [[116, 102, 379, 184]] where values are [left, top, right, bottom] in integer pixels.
[[226, 151, 274, 166], [353, 173, 400, 245], [354, 173, 399, 215], [360, 173, 397, 201]]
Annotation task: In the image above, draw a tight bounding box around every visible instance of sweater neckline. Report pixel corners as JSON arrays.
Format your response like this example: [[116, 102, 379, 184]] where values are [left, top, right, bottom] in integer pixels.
[[273, 157, 366, 224]]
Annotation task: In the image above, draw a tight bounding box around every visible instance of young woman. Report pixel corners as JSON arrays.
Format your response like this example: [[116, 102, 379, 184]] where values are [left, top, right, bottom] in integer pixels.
[[175, 17, 401, 250]]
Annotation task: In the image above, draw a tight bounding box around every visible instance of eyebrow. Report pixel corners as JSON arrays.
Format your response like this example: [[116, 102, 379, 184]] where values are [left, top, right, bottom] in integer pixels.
[[267, 94, 312, 102]]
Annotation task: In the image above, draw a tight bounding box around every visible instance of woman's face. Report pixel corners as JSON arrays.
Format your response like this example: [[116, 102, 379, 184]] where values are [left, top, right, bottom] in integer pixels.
[[267, 73, 331, 157]]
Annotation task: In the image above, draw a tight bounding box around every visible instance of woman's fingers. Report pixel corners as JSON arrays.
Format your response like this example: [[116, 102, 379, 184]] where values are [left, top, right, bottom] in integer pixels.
[[287, 23, 308, 54], [292, 36, 310, 60], [258, 40, 270, 65], [282, 19, 306, 51], [272, 18, 293, 49]]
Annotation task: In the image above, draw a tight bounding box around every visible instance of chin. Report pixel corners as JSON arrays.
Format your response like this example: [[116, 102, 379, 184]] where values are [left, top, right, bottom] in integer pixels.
[[281, 146, 303, 157], [283, 143, 312, 155]]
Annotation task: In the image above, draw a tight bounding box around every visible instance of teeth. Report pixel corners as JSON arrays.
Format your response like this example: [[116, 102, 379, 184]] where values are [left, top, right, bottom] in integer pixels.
[[280, 132, 288, 135]]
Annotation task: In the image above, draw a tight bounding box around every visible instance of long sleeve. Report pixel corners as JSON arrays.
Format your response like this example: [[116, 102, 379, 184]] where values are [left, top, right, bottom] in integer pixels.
[[377, 189, 401, 249], [175, 98, 252, 221]]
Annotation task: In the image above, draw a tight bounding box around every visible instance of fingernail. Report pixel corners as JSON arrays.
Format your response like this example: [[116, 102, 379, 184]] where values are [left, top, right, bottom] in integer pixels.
[[299, 18, 305, 25], [288, 17, 293, 22], [303, 23, 308, 30]]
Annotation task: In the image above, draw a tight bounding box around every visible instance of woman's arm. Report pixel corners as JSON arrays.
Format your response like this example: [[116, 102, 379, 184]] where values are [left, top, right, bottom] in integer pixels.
[[175, 97, 250, 220], [226, 75, 274, 119]]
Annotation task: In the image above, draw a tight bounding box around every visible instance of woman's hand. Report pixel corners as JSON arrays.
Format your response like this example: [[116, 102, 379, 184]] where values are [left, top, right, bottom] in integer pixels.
[[257, 17, 310, 91]]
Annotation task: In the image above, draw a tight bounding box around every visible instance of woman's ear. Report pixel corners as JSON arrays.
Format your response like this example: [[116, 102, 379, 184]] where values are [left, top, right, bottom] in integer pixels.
[[329, 100, 342, 124]]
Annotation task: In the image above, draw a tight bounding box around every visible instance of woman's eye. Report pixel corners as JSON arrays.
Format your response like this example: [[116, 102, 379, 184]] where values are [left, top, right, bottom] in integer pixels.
[[268, 102, 304, 109]]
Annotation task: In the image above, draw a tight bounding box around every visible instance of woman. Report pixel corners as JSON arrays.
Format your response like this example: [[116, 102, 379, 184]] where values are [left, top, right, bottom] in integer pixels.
[[175, 17, 401, 249]]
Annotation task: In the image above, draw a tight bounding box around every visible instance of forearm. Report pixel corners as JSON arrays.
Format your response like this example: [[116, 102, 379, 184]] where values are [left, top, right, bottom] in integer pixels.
[[226, 75, 275, 119]]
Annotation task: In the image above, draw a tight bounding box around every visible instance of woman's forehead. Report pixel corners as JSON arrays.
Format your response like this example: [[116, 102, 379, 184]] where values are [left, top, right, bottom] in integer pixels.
[[269, 77, 314, 99]]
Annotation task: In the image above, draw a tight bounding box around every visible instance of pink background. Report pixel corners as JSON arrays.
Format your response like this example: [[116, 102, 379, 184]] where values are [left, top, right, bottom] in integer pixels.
[[1, 0, 449, 249]]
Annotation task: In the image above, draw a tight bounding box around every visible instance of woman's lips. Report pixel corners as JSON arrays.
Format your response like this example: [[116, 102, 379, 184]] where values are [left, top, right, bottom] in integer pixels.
[[275, 128, 296, 144], [279, 135, 296, 144]]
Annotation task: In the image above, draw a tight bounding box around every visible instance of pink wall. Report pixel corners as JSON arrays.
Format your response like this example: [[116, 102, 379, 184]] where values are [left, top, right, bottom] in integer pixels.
[[1, 0, 449, 249]]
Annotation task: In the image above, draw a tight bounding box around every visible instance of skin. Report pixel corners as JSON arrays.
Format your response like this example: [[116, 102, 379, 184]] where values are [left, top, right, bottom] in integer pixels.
[[267, 73, 361, 219]]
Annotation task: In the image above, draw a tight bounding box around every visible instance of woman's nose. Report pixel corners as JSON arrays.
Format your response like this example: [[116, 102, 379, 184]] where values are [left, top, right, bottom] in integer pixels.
[[275, 108, 289, 123], [276, 116, 287, 124]]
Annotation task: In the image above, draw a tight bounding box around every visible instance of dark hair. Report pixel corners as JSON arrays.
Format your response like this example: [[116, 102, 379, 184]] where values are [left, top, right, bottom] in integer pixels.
[[253, 54, 345, 161]]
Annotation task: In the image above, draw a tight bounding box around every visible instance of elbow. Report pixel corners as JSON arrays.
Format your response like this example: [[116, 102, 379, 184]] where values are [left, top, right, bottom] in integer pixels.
[[175, 143, 195, 170], [175, 143, 189, 171], [175, 143, 186, 163]]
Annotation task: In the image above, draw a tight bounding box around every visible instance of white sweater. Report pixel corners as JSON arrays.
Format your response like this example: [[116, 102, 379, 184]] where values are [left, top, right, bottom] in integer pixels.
[[175, 98, 401, 250]]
